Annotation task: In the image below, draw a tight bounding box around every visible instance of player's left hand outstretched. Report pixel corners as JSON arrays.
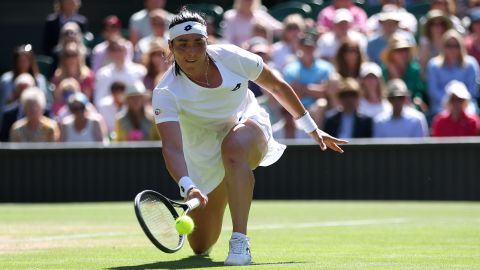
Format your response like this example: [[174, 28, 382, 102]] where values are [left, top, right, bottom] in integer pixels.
[[309, 129, 348, 153]]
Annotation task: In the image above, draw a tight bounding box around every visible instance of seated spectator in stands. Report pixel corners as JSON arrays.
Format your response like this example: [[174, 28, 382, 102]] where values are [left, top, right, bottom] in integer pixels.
[[374, 79, 428, 137], [0, 44, 50, 118], [381, 34, 427, 113], [9, 87, 59, 142], [51, 22, 90, 74], [60, 92, 106, 142], [271, 14, 304, 71], [464, 9, 480, 66], [52, 42, 95, 101], [42, 0, 89, 57], [317, 0, 368, 34], [91, 15, 134, 73], [323, 78, 373, 138], [129, 0, 173, 46], [358, 62, 391, 118], [51, 77, 80, 117], [142, 38, 170, 91], [418, 10, 453, 75], [135, 9, 169, 63], [222, 0, 282, 46], [367, 1, 417, 34], [333, 39, 366, 79], [419, 0, 465, 35], [432, 80, 480, 136], [367, 9, 416, 64], [427, 29, 479, 116], [316, 9, 367, 62], [1, 74, 39, 141], [204, 15, 228, 45], [114, 81, 159, 141], [97, 81, 126, 137], [94, 38, 146, 107]]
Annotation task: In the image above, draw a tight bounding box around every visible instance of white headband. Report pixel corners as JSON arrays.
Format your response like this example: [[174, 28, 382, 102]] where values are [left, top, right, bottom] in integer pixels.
[[169, 21, 207, 40]]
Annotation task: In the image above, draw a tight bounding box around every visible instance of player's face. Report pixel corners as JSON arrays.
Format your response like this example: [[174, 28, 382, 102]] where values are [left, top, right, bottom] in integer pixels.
[[170, 34, 208, 71]]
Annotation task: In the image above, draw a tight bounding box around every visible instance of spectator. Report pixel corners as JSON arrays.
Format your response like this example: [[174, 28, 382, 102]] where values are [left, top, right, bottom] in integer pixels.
[[418, 10, 453, 74], [316, 0, 368, 34], [420, 0, 465, 35], [358, 62, 391, 118], [94, 38, 146, 107], [0, 74, 38, 141], [427, 29, 479, 116], [51, 77, 81, 117], [42, 0, 89, 57], [333, 39, 366, 79], [366, 9, 416, 64], [60, 92, 106, 142], [0, 44, 50, 116], [222, 0, 282, 46], [51, 42, 95, 101], [97, 81, 127, 137], [316, 8, 367, 61], [135, 9, 169, 63], [51, 22, 90, 74], [381, 34, 427, 113], [270, 14, 305, 71], [129, 0, 173, 46], [91, 15, 134, 73], [464, 9, 480, 66], [432, 80, 480, 136], [142, 38, 170, 91], [323, 78, 373, 138], [114, 81, 159, 141], [367, 1, 418, 34], [374, 79, 429, 138], [9, 87, 59, 142]]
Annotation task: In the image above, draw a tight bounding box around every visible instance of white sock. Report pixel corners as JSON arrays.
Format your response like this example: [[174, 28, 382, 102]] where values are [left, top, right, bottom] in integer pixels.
[[231, 232, 247, 240]]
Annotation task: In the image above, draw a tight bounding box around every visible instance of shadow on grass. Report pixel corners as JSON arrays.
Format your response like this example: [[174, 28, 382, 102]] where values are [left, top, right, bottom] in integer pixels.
[[107, 256, 309, 269]]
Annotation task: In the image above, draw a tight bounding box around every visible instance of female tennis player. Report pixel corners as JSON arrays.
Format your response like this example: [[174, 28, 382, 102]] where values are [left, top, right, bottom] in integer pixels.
[[152, 8, 347, 265]]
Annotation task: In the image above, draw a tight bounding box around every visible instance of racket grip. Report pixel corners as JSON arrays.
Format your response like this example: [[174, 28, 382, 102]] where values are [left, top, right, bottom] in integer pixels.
[[186, 198, 201, 210]]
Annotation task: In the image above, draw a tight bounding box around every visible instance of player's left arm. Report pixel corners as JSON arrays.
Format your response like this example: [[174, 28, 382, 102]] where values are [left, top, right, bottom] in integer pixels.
[[255, 64, 348, 153]]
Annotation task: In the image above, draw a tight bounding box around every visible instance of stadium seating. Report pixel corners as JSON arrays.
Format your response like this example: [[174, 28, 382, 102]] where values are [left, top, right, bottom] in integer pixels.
[[36, 54, 54, 77], [293, 0, 328, 19], [268, 1, 313, 21]]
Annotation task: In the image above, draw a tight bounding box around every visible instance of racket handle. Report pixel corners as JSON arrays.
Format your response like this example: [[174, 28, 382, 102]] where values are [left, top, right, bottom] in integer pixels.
[[186, 198, 201, 210]]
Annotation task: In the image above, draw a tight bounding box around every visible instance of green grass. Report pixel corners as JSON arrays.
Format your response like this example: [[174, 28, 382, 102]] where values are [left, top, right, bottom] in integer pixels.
[[1, 201, 480, 269]]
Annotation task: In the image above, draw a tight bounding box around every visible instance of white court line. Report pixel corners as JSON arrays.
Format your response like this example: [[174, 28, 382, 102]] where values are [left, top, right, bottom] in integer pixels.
[[3, 218, 408, 243]]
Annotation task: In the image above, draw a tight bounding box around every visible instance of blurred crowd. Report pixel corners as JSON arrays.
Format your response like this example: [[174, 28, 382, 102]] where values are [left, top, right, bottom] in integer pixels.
[[1, 0, 480, 143]]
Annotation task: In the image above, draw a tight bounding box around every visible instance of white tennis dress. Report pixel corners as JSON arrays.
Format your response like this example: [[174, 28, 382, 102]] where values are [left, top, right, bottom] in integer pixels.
[[152, 44, 286, 195]]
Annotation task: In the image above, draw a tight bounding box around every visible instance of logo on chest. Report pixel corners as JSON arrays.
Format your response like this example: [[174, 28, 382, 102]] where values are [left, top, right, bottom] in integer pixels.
[[231, 83, 241, 91]]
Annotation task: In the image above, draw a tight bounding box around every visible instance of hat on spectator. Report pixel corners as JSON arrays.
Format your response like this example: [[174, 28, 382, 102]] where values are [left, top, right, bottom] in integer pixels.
[[125, 81, 147, 96], [386, 79, 409, 97], [378, 5, 401, 22], [104, 15, 122, 28], [142, 38, 169, 65], [336, 77, 361, 98], [420, 10, 452, 37], [250, 43, 270, 54], [334, 8, 353, 24], [381, 33, 416, 64], [445, 80, 471, 100], [360, 62, 382, 78], [68, 92, 89, 107]]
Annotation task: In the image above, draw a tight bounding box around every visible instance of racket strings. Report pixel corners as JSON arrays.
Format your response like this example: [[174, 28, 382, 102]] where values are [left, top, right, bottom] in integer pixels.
[[139, 194, 181, 249]]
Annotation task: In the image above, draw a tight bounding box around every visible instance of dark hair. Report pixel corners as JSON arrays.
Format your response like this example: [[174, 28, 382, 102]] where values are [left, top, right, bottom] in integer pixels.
[[110, 81, 126, 93], [13, 44, 40, 80], [169, 7, 208, 76]]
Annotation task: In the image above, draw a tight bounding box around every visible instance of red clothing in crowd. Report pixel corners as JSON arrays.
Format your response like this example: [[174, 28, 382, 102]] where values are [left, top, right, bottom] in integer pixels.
[[431, 111, 480, 137]]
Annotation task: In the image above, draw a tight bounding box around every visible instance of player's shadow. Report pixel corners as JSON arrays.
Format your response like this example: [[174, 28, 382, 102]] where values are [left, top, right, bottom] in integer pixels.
[[107, 256, 309, 269]]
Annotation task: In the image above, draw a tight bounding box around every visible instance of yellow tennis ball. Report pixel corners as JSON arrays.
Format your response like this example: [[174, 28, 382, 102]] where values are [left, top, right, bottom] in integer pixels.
[[175, 216, 194, 235]]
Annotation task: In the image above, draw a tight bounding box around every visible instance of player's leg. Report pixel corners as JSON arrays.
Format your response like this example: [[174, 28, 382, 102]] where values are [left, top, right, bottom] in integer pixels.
[[221, 119, 268, 265], [187, 181, 228, 255]]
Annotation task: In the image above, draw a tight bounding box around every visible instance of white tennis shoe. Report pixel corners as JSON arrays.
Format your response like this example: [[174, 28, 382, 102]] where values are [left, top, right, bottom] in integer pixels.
[[224, 233, 252, 266]]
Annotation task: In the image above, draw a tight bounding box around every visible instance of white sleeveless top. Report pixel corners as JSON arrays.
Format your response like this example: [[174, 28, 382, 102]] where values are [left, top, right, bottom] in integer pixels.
[[63, 116, 97, 142], [152, 44, 286, 195]]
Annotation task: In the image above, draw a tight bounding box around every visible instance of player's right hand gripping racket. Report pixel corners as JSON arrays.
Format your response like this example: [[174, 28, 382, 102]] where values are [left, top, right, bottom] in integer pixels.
[[134, 190, 200, 253]]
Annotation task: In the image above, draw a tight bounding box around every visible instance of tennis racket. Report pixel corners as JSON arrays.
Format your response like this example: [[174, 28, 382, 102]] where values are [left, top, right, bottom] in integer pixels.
[[134, 190, 200, 253]]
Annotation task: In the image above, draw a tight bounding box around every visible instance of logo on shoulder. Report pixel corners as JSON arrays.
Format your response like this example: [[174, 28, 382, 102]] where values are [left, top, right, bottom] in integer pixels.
[[154, 108, 161, 115], [231, 83, 241, 91], [184, 25, 192, 31]]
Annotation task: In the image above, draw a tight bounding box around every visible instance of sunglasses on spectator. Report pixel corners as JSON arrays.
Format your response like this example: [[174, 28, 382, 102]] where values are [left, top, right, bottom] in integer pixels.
[[445, 42, 460, 49], [64, 53, 78, 58], [69, 104, 85, 112]]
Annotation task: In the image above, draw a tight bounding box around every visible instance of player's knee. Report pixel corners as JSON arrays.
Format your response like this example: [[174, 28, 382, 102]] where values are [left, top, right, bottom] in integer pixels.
[[221, 138, 245, 165]]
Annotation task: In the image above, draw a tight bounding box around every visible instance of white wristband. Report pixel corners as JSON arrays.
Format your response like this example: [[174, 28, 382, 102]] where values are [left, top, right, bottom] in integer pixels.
[[295, 111, 318, 134], [178, 176, 197, 198]]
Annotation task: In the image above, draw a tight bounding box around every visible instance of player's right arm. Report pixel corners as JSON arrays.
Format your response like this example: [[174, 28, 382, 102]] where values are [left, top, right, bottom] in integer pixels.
[[156, 122, 208, 206]]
